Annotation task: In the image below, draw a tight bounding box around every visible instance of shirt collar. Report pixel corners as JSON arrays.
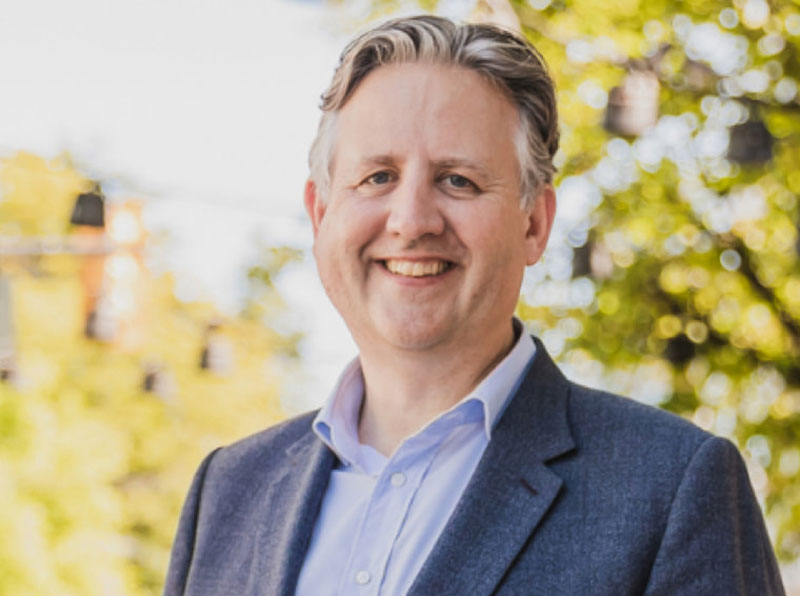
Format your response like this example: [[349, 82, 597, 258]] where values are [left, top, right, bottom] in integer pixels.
[[312, 358, 364, 468], [312, 320, 536, 469]]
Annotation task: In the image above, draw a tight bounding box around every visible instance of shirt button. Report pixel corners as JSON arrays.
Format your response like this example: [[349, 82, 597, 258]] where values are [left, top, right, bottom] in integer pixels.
[[355, 570, 371, 585], [390, 472, 406, 487]]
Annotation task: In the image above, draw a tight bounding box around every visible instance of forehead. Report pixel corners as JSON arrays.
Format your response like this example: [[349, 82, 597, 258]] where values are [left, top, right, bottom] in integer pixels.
[[332, 62, 520, 173]]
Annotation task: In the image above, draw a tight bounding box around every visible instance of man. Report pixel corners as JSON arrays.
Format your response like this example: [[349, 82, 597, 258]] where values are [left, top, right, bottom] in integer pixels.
[[165, 15, 784, 595]]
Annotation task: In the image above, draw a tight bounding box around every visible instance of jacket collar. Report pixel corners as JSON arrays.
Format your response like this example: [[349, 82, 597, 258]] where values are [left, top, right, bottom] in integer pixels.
[[408, 338, 575, 595], [249, 431, 336, 596]]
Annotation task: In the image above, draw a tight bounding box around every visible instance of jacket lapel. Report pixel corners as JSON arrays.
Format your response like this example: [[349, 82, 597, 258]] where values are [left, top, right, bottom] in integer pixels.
[[408, 341, 575, 596], [248, 430, 336, 596]]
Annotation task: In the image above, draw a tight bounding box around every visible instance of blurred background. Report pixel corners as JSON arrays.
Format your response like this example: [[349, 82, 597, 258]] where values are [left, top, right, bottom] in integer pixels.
[[1, 0, 799, 593]]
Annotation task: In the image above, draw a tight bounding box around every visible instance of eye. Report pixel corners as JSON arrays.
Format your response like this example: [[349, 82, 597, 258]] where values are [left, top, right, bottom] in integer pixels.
[[363, 171, 394, 185], [442, 174, 479, 192]]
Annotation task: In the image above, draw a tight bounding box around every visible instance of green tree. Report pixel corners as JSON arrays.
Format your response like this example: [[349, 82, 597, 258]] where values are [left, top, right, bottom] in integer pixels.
[[0, 152, 299, 595]]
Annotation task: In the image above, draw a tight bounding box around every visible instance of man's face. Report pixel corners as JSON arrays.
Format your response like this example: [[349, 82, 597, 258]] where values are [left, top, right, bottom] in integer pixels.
[[306, 63, 554, 355]]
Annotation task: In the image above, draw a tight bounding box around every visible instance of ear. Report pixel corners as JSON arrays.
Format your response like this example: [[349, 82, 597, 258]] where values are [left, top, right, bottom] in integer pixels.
[[524, 184, 556, 266], [304, 179, 326, 238]]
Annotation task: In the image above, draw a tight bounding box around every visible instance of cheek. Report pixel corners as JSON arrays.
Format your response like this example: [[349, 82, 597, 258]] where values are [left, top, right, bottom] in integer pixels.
[[312, 221, 344, 287], [313, 203, 379, 272], [464, 214, 529, 293], [465, 210, 528, 261]]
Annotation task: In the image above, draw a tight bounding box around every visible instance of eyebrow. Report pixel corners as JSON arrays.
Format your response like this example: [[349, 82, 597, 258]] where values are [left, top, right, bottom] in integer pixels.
[[434, 158, 492, 180], [357, 154, 398, 168], [357, 155, 492, 179]]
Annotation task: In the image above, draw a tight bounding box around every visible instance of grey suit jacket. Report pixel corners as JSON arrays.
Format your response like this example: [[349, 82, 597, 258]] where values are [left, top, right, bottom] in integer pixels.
[[164, 340, 784, 595]]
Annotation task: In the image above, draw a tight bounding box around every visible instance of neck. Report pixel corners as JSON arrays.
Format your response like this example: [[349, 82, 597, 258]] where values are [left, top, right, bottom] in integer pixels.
[[356, 322, 517, 456]]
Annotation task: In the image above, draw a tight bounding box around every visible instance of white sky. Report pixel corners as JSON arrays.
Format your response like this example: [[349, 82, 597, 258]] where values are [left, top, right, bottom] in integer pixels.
[[0, 0, 359, 404]]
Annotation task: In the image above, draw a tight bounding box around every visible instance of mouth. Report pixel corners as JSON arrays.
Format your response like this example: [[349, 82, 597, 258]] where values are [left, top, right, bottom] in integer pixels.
[[380, 259, 454, 278]]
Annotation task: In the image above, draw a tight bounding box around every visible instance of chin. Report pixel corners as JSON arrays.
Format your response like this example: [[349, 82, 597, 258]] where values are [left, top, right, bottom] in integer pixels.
[[375, 314, 455, 352]]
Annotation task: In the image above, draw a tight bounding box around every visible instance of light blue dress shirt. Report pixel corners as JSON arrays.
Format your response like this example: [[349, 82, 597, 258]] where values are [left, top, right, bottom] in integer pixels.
[[295, 325, 536, 596]]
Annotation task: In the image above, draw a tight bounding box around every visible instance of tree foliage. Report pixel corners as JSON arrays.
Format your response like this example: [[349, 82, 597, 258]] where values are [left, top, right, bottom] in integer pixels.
[[0, 153, 297, 595]]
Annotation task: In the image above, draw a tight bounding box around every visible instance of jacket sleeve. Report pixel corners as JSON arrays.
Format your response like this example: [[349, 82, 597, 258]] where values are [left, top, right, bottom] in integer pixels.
[[163, 448, 221, 596], [644, 435, 785, 595]]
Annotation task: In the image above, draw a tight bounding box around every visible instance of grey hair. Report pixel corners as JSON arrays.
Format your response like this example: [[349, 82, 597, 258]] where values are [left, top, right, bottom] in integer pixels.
[[307, 15, 559, 208]]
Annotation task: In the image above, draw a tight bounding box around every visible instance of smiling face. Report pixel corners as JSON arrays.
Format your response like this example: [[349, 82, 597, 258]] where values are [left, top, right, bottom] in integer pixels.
[[306, 63, 555, 358]]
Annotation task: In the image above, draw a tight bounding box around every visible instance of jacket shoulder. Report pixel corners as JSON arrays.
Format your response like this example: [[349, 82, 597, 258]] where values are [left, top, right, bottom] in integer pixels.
[[558, 380, 726, 493], [206, 409, 319, 477], [569, 382, 708, 440], [524, 339, 712, 460], [230, 409, 318, 450]]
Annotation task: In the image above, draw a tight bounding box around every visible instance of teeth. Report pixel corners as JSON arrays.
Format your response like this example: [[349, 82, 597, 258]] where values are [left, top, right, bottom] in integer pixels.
[[384, 259, 449, 277]]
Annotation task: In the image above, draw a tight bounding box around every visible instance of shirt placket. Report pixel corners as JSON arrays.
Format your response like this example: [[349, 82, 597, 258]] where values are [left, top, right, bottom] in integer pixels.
[[336, 412, 475, 595], [337, 443, 445, 594]]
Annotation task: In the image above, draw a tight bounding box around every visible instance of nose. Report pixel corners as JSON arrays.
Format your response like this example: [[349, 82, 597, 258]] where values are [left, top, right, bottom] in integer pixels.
[[385, 173, 445, 240]]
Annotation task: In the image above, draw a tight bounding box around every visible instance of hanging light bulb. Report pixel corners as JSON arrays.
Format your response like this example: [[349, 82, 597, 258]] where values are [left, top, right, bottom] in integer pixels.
[[572, 239, 614, 280], [728, 119, 773, 164], [143, 363, 176, 400], [200, 322, 234, 375], [70, 190, 105, 228], [107, 203, 145, 246], [604, 70, 660, 137]]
